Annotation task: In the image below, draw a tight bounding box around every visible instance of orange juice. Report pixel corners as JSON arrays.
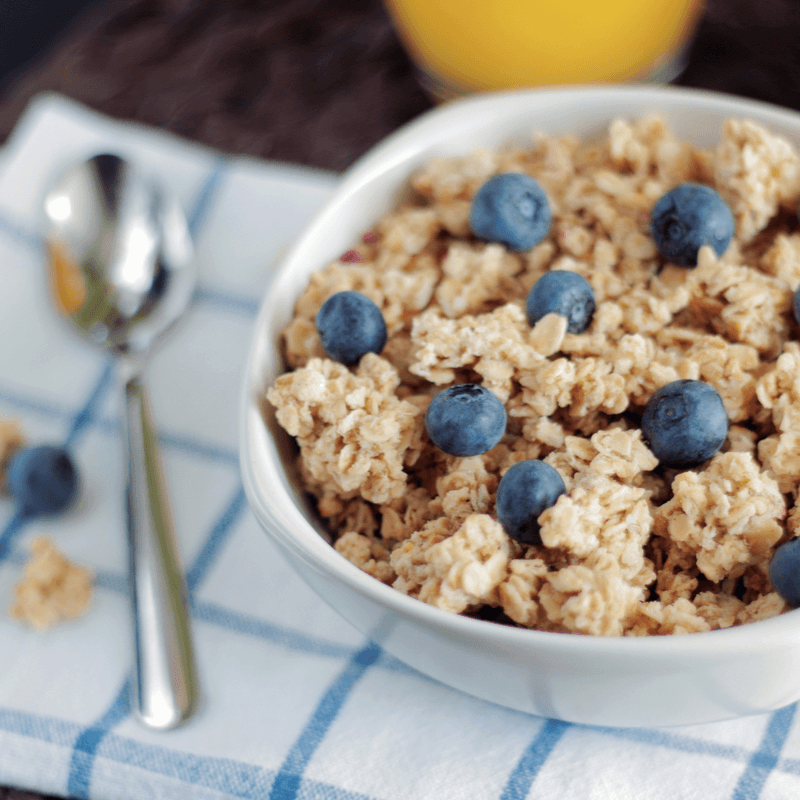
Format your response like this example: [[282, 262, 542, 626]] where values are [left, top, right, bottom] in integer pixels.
[[384, 0, 704, 96]]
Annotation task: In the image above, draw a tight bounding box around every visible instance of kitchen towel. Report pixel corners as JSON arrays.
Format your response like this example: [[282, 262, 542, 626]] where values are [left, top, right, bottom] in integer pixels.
[[0, 93, 798, 800]]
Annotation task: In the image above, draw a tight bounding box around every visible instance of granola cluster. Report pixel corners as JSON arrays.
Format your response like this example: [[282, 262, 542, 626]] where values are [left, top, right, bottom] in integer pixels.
[[11, 537, 93, 630], [267, 115, 800, 636]]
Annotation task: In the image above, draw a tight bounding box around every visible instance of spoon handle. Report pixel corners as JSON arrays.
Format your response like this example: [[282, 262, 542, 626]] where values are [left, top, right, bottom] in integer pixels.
[[122, 372, 199, 730]]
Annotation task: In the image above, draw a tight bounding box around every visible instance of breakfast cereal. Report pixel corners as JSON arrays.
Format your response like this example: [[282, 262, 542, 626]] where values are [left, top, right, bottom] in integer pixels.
[[266, 115, 800, 636], [11, 537, 93, 629]]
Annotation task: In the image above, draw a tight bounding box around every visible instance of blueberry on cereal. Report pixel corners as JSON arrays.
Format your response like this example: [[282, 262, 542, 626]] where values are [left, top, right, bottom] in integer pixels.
[[425, 384, 507, 456], [794, 284, 800, 326], [315, 290, 387, 365], [496, 460, 566, 545], [641, 380, 728, 469], [8, 445, 79, 517], [649, 183, 734, 267], [769, 538, 800, 608], [469, 173, 551, 252], [526, 270, 596, 334]]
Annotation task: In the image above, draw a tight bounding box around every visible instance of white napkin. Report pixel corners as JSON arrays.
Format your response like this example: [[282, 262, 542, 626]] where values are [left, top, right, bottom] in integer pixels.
[[0, 93, 798, 800]]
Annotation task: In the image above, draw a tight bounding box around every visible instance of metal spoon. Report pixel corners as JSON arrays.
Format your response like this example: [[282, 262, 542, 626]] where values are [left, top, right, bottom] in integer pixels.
[[43, 154, 199, 730]]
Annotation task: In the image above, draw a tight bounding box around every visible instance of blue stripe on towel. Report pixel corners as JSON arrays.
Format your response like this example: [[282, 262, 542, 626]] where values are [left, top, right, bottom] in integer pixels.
[[194, 284, 260, 317], [188, 158, 229, 237], [66, 681, 132, 799], [97, 728, 379, 800], [0, 707, 83, 747], [61, 468, 243, 796], [268, 641, 383, 800], [500, 719, 571, 800], [1, 658, 796, 799], [0, 211, 40, 250], [0, 359, 114, 563], [64, 361, 115, 448], [731, 704, 797, 800], [186, 483, 248, 592]]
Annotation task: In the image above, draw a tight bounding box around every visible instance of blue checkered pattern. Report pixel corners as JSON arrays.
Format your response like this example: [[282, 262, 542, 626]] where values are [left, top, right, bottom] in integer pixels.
[[0, 94, 799, 800]]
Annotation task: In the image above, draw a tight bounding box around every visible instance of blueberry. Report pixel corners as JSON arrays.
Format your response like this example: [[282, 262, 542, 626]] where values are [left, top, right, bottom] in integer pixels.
[[315, 291, 387, 365], [469, 173, 551, 252], [641, 379, 728, 469], [794, 284, 800, 326], [496, 460, 566, 545], [526, 270, 596, 334], [649, 182, 735, 267], [769, 538, 800, 607], [7, 445, 79, 517], [425, 384, 507, 456]]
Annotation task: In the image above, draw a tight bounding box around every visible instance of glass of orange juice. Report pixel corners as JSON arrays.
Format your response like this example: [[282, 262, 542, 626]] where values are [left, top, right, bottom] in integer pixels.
[[383, 0, 705, 101]]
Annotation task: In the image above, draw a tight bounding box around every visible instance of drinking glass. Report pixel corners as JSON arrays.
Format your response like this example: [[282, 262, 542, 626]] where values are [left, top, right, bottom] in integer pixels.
[[383, 0, 705, 101]]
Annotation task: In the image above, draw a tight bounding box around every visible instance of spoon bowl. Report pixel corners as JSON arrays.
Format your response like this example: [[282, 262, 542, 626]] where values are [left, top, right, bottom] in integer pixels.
[[44, 154, 195, 357], [44, 153, 199, 731]]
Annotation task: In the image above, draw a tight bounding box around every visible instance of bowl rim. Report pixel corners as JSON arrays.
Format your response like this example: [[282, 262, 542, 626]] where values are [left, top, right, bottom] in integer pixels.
[[240, 83, 800, 658]]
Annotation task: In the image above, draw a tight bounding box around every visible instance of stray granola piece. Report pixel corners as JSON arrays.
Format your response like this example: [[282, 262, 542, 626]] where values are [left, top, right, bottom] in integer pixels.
[[11, 537, 93, 629]]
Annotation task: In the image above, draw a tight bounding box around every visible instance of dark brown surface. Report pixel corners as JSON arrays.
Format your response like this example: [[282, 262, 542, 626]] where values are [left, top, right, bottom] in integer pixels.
[[0, 0, 434, 172], [1, 0, 800, 173], [0, 0, 799, 797], [0, 791, 60, 800]]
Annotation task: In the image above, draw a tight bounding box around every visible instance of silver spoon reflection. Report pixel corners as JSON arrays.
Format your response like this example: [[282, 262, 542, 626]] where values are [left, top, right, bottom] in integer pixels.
[[43, 154, 199, 730]]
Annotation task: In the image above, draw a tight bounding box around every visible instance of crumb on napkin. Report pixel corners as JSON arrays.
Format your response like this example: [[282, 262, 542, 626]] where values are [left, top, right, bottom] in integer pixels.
[[11, 536, 94, 629]]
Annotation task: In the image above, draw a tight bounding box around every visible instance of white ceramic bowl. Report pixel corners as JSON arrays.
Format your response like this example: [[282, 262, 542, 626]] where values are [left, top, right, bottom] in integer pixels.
[[240, 85, 800, 728]]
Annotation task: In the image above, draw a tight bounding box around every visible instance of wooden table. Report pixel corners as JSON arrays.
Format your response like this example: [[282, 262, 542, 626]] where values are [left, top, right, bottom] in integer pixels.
[[2, 0, 800, 174], [0, 0, 798, 796]]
